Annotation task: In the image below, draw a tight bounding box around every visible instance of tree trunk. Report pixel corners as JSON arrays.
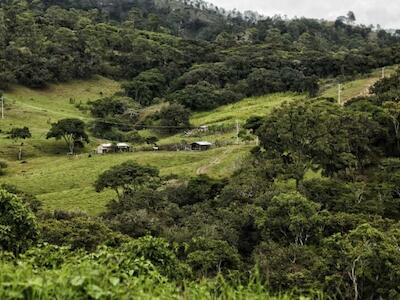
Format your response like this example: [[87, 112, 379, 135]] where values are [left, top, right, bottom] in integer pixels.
[[18, 146, 22, 160], [391, 117, 400, 155], [69, 142, 75, 154], [62, 135, 75, 155], [349, 256, 361, 300]]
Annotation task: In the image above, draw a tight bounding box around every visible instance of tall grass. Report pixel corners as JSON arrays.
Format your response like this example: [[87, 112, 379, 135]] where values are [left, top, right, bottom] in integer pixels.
[[0, 260, 325, 299], [0, 241, 328, 300]]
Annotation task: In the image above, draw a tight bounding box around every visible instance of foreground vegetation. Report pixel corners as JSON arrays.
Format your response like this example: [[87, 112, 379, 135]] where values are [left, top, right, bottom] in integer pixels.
[[0, 238, 324, 300]]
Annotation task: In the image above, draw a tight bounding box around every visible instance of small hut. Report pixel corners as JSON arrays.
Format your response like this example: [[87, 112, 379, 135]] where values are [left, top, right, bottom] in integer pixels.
[[96, 143, 131, 154], [191, 141, 212, 151], [199, 125, 209, 132], [96, 143, 113, 154], [116, 143, 131, 152]]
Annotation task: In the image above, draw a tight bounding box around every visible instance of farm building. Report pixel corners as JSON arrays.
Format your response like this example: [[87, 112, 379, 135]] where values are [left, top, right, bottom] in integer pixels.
[[117, 143, 131, 152], [191, 141, 212, 151], [96, 143, 112, 154], [96, 143, 131, 154], [199, 125, 209, 132]]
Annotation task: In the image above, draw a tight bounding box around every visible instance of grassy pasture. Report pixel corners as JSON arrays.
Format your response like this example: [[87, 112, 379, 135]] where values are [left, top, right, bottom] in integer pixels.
[[2, 145, 251, 214], [0, 76, 120, 160], [1, 76, 120, 134], [191, 93, 303, 126]]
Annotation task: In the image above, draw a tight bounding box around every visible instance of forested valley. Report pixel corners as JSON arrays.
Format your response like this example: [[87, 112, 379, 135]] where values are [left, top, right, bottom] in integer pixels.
[[2, 0, 400, 299]]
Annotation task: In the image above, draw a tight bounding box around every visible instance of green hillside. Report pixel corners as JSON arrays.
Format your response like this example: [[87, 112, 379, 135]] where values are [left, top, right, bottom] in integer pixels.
[[0, 69, 393, 214], [2, 76, 120, 134], [321, 65, 398, 101], [0, 82, 303, 214], [2, 87, 287, 214], [0, 76, 120, 160], [1, 84, 309, 215], [191, 93, 302, 126]]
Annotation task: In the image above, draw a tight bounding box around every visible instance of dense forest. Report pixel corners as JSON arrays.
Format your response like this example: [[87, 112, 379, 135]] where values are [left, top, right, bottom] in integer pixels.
[[1, 0, 400, 95], [3, 0, 400, 299], [2, 0, 400, 140]]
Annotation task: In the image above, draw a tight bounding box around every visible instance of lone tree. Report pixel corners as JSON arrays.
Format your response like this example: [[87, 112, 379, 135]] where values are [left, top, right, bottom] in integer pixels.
[[347, 11, 356, 24], [8, 127, 31, 160], [95, 161, 160, 198], [46, 118, 89, 154]]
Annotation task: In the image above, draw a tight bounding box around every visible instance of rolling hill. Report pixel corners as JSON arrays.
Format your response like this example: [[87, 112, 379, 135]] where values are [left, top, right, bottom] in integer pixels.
[[0, 68, 394, 214]]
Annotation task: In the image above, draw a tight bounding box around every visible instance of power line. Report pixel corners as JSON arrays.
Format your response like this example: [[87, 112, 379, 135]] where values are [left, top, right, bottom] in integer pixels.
[[90, 119, 200, 129], [84, 117, 241, 130]]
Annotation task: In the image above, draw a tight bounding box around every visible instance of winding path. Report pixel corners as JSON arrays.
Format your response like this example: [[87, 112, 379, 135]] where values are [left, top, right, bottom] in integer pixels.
[[196, 147, 234, 175]]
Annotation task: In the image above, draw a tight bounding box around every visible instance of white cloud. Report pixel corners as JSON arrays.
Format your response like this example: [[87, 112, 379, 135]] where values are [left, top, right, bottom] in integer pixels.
[[209, 0, 400, 28]]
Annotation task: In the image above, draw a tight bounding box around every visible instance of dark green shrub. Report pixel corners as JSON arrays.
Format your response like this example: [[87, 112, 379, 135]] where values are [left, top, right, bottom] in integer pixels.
[[0, 189, 39, 253]]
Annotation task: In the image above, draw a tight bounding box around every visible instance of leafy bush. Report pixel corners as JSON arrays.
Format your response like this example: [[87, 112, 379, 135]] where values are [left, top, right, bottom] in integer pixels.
[[186, 237, 242, 277], [170, 175, 227, 206], [40, 214, 125, 251], [0, 189, 38, 253], [0, 184, 42, 213], [8, 127, 32, 139]]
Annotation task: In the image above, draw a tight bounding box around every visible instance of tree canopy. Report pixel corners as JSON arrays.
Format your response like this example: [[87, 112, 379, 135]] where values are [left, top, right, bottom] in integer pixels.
[[0, 189, 38, 254], [95, 161, 160, 197], [1, 0, 399, 111], [46, 118, 89, 154]]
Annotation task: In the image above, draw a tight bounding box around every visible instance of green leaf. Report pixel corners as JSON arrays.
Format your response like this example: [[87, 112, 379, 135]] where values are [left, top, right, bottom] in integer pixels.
[[87, 284, 105, 299], [70, 276, 85, 287], [109, 277, 120, 286]]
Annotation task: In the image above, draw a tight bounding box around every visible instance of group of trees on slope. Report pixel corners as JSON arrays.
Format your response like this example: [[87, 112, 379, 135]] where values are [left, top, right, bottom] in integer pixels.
[[1, 0, 400, 112]]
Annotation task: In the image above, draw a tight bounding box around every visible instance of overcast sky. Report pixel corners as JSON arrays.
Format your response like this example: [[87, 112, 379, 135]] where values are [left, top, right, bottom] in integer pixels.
[[209, 0, 400, 29]]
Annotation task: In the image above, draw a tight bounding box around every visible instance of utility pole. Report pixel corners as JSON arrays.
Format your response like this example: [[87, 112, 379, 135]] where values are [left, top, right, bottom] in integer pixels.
[[236, 119, 240, 145], [1, 95, 4, 119], [338, 83, 342, 106]]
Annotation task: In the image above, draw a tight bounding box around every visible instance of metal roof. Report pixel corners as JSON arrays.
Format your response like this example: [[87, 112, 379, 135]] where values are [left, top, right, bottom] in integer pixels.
[[192, 141, 212, 146], [98, 143, 130, 148], [99, 143, 112, 148], [117, 143, 130, 147]]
